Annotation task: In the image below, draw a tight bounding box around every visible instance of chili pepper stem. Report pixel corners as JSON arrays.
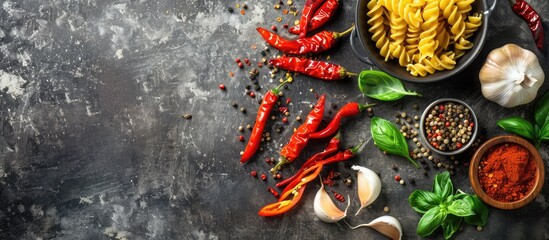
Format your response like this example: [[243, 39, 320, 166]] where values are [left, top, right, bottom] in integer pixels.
[[272, 157, 290, 173], [357, 103, 376, 112], [346, 72, 358, 77], [272, 79, 292, 95], [350, 139, 367, 155], [332, 25, 355, 39]]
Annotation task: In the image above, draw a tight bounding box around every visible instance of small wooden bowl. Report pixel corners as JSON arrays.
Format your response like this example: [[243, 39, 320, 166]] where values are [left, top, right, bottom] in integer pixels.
[[469, 135, 545, 210]]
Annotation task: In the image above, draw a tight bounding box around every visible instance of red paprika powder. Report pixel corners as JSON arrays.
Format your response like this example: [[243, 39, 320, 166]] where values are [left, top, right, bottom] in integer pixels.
[[478, 143, 537, 202]]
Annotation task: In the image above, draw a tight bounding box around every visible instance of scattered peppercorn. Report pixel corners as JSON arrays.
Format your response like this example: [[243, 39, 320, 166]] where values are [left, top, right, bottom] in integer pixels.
[[271, 25, 277, 31], [394, 175, 401, 181], [383, 206, 390, 212], [238, 135, 245, 141], [232, 102, 238, 108], [182, 114, 192, 119], [228, 7, 234, 13], [218, 84, 226, 90], [260, 173, 267, 181], [251, 170, 258, 177], [268, 187, 279, 197], [399, 179, 405, 185]]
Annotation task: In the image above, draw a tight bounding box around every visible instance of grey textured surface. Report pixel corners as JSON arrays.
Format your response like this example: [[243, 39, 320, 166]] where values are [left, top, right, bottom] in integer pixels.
[[0, 0, 547, 239]]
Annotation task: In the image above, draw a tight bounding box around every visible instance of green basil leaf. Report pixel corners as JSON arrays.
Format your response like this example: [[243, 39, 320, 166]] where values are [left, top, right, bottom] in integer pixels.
[[497, 117, 535, 140], [463, 195, 489, 226], [433, 171, 453, 201], [358, 70, 422, 101], [417, 206, 447, 237], [442, 214, 462, 240], [534, 90, 549, 128], [539, 123, 549, 141], [371, 117, 419, 168], [447, 199, 475, 217], [409, 190, 442, 213]]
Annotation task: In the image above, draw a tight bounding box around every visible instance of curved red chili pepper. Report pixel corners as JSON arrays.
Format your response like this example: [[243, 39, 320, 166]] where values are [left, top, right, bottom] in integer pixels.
[[269, 56, 356, 81], [309, 102, 376, 139], [289, 0, 339, 35], [258, 185, 306, 217], [299, 0, 326, 38], [259, 162, 323, 217], [257, 26, 353, 55], [241, 81, 289, 163], [276, 131, 341, 188], [281, 140, 364, 189], [512, 0, 544, 49], [272, 95, 325, 173]]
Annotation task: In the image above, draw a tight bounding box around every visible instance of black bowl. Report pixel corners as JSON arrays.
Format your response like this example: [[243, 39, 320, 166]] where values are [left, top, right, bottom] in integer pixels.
[[350, 0, 497, 83]]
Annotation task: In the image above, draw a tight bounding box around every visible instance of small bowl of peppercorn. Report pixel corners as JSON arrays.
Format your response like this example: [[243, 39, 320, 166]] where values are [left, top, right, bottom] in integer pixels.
[[419, 98, 478, 156], [469, 135, 545, 210]]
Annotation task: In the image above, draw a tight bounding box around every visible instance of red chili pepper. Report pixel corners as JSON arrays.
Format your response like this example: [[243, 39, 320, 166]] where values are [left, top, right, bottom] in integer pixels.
[[258, 185, 306, 217], [309, 102, 376, 139], [298, 0, 326, 38], [511, 0, 544, 49], [256, 26, 353, 55], [280, 139, 364, 188], [289, 0, 339, 35], [272, 95, 326, 172], [332, 190, 345, 202], [259, 162, 323, 217], [269, 56, 356, 81], [276, 131, 341, 188], [240, 81, 289, 163]]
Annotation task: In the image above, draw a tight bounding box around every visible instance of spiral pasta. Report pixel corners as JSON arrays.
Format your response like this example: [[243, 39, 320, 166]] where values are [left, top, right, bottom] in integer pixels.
[[365, 0, 482, 77]]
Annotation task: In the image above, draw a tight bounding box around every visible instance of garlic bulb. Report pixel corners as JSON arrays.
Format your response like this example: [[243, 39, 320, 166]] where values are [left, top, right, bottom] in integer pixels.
[[479, 43, 544, 108], [313, 179, 350, 223], [352, 165, 381, 215], [345, 215, 403, 240]]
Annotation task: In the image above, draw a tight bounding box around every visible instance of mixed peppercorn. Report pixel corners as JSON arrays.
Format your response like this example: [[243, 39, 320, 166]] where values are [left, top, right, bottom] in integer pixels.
[[423, 102, 475, 152]]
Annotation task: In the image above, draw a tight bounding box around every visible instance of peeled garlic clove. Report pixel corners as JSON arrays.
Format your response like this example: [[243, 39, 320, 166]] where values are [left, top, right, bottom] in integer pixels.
[[313, 180, 350, 223], [346, 215, 402, 240], [352, 165, 381, 215]]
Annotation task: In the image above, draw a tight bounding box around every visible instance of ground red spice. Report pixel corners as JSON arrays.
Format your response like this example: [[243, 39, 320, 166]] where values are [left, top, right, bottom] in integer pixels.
[[478, 143, 537, 202]]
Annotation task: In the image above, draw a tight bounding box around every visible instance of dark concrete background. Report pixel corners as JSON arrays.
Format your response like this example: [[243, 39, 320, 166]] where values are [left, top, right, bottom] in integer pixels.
[[0, 0, 547, 239]]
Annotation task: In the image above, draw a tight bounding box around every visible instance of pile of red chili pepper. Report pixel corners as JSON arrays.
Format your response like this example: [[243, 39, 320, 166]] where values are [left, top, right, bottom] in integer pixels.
[[256, 0, 356, 81], [237, 0, 376, 217]]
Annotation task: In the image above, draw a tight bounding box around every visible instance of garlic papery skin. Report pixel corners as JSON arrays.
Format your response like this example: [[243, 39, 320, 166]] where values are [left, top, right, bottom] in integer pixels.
[[345, 215, 402, 240], [479, 43, 545, 108], [352, 165, 381, 215], [313, 179, 350, 223]]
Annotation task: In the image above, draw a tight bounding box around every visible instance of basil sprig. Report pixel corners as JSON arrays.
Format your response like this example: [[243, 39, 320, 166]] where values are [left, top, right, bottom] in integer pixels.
[[358, 70, 421, 101], [497, 90, 549, 148], [409, 172, 489, 239], [371, 117, 419, 168]]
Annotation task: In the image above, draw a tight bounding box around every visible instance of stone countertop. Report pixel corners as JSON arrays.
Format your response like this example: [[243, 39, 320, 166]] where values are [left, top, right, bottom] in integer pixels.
[[0, 0, 547, 239]]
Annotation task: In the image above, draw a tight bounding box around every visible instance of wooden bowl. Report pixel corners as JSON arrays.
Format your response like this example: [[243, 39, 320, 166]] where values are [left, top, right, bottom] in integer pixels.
[[469, 135, 545, 210]]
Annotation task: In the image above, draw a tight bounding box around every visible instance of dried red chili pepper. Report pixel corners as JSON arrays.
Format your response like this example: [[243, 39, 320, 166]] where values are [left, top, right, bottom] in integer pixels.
[[511, 0, 544, 49], [298, 0, 326, 38], [258, 162, 323, 217], [276, 131, 341, 188], [257, 26, 353, 55], [309, 102, 376, 139], [241, 81, 289, 163], [289, 0, 339, 35], [272, 95, 326, 173], [332, 190, 345, 202], [269, 56, 356, 81]]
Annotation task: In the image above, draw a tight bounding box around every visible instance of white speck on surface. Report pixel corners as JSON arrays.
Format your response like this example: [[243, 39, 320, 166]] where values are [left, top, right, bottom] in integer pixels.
[[115, 49, 124, 59], [86, 105, 100, 116], [17, 51, 31, 67], [0, 70, 26, 99], [79, 197, 93, 204]]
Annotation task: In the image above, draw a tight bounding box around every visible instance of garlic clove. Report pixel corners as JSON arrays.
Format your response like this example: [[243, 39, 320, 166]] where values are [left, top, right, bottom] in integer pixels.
[[352, 165, 381, 215], [313, 179, 350, 223], [345, 215, 402, 240]]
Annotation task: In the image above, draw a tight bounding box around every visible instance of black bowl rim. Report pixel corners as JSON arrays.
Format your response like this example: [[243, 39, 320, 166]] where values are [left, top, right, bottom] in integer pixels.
[[419, 98, 478, 155], [354, 0, 491, 83]]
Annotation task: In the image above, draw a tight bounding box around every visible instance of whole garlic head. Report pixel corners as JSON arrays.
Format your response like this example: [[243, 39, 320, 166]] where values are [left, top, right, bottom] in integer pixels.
[[479, 44, 544, 108]]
